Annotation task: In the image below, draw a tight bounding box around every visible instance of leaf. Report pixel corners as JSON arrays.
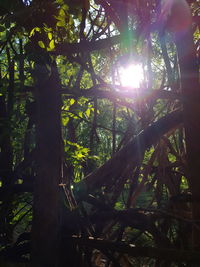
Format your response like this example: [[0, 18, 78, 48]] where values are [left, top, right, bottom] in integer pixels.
[[62, 4, 69, 11], [59, 8, 65, 18], [57, 20, 65, 27], [49, 39, 55, 50], [56, 0, 64, 4], [62, 117, 69, 126], [69, 98, 75, 105], [30, 27, 41, 37], [78, 111, 83, 118], [48, 32, 53, 40], [38, 41, 45, 49], [85, 108, 90, 117], [74, 152, 84, 159]]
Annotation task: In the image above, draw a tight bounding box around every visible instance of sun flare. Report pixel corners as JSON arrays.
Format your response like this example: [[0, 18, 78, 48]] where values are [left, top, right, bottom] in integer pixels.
[[119, 64, 144, 88]]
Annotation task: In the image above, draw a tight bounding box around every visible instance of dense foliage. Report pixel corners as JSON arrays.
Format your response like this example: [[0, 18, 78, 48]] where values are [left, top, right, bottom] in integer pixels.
[[0, 0, 199, 266]]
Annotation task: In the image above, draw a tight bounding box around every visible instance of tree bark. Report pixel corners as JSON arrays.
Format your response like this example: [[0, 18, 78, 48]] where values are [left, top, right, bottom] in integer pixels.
[[31, 62, 62, 266], [175, 29, 200, 248]]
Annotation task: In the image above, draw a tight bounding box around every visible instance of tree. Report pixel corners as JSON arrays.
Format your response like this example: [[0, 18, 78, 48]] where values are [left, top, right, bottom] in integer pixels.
[[0, 0, 199, 266]]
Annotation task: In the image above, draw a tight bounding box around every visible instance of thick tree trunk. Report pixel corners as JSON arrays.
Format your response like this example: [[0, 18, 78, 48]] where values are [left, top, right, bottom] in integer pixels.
[[31, 62, 62, 266], [175, 30, 200, 248]]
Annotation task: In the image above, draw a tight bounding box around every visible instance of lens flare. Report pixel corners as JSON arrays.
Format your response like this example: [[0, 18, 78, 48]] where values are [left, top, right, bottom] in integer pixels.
[[119, 64, 144, 88]]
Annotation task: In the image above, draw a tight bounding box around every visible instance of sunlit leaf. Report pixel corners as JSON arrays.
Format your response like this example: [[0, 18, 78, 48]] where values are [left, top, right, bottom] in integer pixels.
[[85, 108, 90, 117], [38, 40, 45, 49], [30, 27, 41, 37], [59, 8, 65, 18], [57, 20, 65, 27], [49, 39, 55, 50], [48, 32, 53, 40], [62, 117, 69, 126], [70, 99, 75, 105], [78, 111, 83, 118]]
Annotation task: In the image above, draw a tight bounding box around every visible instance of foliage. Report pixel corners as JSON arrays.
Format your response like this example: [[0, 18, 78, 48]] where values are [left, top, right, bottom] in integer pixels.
[[0, 0, 199, 266]]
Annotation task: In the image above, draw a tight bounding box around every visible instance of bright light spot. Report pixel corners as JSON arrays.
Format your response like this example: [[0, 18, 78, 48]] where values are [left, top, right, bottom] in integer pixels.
[[119, 64, 144, 88], [23, 0, 32, 5]]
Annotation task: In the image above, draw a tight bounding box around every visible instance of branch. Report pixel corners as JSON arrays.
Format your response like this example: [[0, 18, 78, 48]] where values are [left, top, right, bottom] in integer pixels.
[[53, 33, 132, 55], [77, 109, 182, 193], [70, 236, 200, 263], [61, 85, 181, 102]]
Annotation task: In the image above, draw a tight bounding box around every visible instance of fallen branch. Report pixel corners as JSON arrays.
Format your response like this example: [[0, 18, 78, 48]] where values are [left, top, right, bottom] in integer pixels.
[[77, 109, 182, 194], [70, 236, 200, 263]]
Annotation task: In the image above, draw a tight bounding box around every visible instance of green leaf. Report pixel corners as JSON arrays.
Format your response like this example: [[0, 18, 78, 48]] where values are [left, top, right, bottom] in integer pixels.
[[49, 39, 55, 50], [48, 32, 53, 40], [56, 0, 64, 4], [30, 27, 41, 37], [85, 108, 90, 117], [62, 117, 69, 126], [69, 99, 75, 105], [59, 9, 65, 18], [62, 4, 69, 11], [57, 20, 65, 27], [78, 111, 83, 118], [38, 41, 45, 49]]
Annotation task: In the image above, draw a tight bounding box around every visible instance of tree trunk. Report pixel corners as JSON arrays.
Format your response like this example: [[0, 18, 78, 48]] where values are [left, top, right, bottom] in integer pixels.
[[31, 62, 62, 266], [175, 29, 200, 248]]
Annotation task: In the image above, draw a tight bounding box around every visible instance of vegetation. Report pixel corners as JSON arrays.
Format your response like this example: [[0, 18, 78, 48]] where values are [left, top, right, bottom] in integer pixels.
[[0, 0, 199, 266]]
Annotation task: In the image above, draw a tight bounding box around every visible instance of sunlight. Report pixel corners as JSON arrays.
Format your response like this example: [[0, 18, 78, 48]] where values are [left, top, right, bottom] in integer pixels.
[[119, 64, 144, 88]]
